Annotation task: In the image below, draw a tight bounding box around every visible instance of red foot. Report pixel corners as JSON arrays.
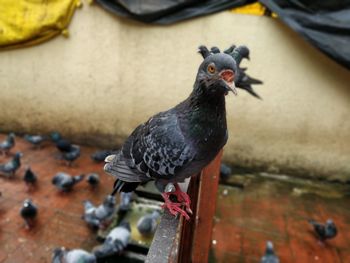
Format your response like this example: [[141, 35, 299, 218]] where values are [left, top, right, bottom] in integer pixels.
[[161, 183, 193, 220]]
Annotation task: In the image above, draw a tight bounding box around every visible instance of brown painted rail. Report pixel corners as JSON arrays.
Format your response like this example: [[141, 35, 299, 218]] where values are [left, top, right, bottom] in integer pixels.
[[146, 150, 222, 263]]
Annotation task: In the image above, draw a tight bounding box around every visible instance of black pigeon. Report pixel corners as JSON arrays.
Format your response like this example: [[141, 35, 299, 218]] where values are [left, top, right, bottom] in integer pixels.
[[52, 172, 85, 192], [52, 247, 96, 263], [86, 173, 100, 187], [82, 195, 116, 229], [308, 219, 338, 242], [261, 241, 279, 263], [227, 45, 263, 99], [220, 163, 232, 181], [50, 132, 72, 153], [23, 166, 37, 191], [24, 134, 45, 148], [62, 145, 80, 166], [0, 152, 22, 177], [93, 222, 131, 259], [0, 133, 15, 155], [20, 199, 38, 229], [91, 150, 115, 162], [137, 210, 160, 236], [104, 46, 237, 220]]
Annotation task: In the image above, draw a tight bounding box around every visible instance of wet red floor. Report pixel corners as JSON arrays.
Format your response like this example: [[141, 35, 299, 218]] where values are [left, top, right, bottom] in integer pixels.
[[211, 176, 350, 263], [0, 135, 114, 263], [1, 134, 349, 263]]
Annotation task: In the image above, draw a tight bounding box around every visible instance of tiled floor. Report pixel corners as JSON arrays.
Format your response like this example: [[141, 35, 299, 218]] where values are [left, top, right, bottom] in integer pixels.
[[211, 174, 350, 263], [0, 134, 114, 263], [1, 134, 349, 263]]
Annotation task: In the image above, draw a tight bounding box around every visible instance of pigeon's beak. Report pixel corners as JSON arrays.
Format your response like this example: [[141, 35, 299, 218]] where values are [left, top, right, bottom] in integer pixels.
[[219, 69, 237, 95]]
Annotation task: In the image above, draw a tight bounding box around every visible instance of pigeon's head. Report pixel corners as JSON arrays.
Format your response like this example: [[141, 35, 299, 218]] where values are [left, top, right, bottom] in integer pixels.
[[14, 152, 23, 159], [8, 133, 15, 141], [326, 219, 335, 226], [50, 131, 61, 142], [52, 247, 65, 262], [235, 46, 250, 60], [23, 198, 33, 207], [196, 45, 237, 96], [265, 241, 275, 255], [119, 221, 131, 232]]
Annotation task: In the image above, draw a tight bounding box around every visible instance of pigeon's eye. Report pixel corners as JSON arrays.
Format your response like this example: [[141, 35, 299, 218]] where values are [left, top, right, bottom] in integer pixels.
[[207, 64, 216, 74]]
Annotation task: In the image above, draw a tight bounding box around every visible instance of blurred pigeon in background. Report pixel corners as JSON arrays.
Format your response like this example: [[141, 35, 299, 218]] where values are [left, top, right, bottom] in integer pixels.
[[50, 132, 72, 153], [24, 134, 46, 148], [52, 247, 96, 263], [62, 145, 80, 166], [52, 172, 84, 192], [86, 173, 100, 188], [227, 45, 263, 99], [0, 152, 22, 177], [0, 133, 15, 155], [93, 222, 131, 259], [118, 192, 133, 214], [220, 163, 232, 182], [308, 219, 338, 242], [261, 241, 279, 263], [91, 150, 114, 162], [20, 199, 38, 229], [82, 195, 116, 229], [137, 210, 160, 236], [104, 46, 238, 220], [23, 166, 37, 191]]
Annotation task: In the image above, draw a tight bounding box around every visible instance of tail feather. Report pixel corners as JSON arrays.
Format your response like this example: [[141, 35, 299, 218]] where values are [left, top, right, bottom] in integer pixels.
[[111, 179, 139, 195], [73, 174, 85, 184]]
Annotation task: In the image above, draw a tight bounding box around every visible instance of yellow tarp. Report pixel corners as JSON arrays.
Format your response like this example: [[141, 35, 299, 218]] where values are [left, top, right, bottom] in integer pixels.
[[0, 0, 81, 50]]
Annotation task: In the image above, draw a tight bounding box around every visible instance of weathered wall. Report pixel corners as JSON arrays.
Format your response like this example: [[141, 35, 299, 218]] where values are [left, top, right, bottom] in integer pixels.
[[1, 4, 349, 181]]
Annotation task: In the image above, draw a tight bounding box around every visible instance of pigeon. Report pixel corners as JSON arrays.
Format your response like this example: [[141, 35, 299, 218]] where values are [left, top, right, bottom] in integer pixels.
[[220, 163, 232, 181], [50, 132, 72, 153], [82, 195, 116, 229], [24, 134, 45, 148], [52, 247, 96, 263], [308, 219, 338, 242], [86, 173, 100, 187], [261, 241, 279, 263], [91, 150, 114, 162], [93, 222, 131, 259], [23, 166, 37, 191], [0, 152, 22, 177], [104, 45, 237, 220], [62, 145, 80, 166], [117, 192, 133, 214], [228, 45, 263, 99], [20, 199, 38, 229], [0, 133, 15, 155], [52, 172, 84, 192], [137, 210, 160, 236]]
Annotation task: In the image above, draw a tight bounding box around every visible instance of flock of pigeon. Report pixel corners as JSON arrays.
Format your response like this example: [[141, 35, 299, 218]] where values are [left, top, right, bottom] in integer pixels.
[[0, 132, 161, 263]]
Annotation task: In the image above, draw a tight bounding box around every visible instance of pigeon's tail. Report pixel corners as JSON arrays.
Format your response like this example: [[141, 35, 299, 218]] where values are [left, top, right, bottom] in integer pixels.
[[111, 179, 139, 195], [73, 174, 85, 184]]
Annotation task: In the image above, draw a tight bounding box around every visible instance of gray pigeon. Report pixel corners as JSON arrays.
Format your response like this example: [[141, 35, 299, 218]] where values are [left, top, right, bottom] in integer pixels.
[[52, 172, 84, 192], [0, 152, 22, 177], [20, 199, 38, 229], [82, 195, 116, 229], [62, 145, 80, 166], [308, 219, 338, 242], [104, 46, 237, 220], [24, 134, 45, 148], [228, 45, 263, 99], [0, 133, 15, 155], [261, 241, 279, 263], [137, 210, 160, 236], [23, 166, 38, 191], [93, 222, 131, 259], [52, 247, 96, 263], [118, 192, 133, 213]]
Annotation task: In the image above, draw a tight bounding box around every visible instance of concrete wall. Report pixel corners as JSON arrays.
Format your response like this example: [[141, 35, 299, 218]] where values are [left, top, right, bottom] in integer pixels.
[[1, 3, 350, 181]]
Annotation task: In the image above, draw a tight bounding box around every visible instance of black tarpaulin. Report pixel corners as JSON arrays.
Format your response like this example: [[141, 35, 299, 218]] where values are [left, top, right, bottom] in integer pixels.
[[259, 0, 350, 69], [95, 0, 254, 24]]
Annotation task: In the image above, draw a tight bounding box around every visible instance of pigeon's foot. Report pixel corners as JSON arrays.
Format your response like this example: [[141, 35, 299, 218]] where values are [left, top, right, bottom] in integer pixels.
[[161, 193, 190, 220], [172, 183, 193, 215]]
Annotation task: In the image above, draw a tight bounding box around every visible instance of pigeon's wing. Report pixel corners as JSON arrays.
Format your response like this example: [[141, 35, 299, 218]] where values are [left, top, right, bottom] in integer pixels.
[[105, 111, 194, 182]]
